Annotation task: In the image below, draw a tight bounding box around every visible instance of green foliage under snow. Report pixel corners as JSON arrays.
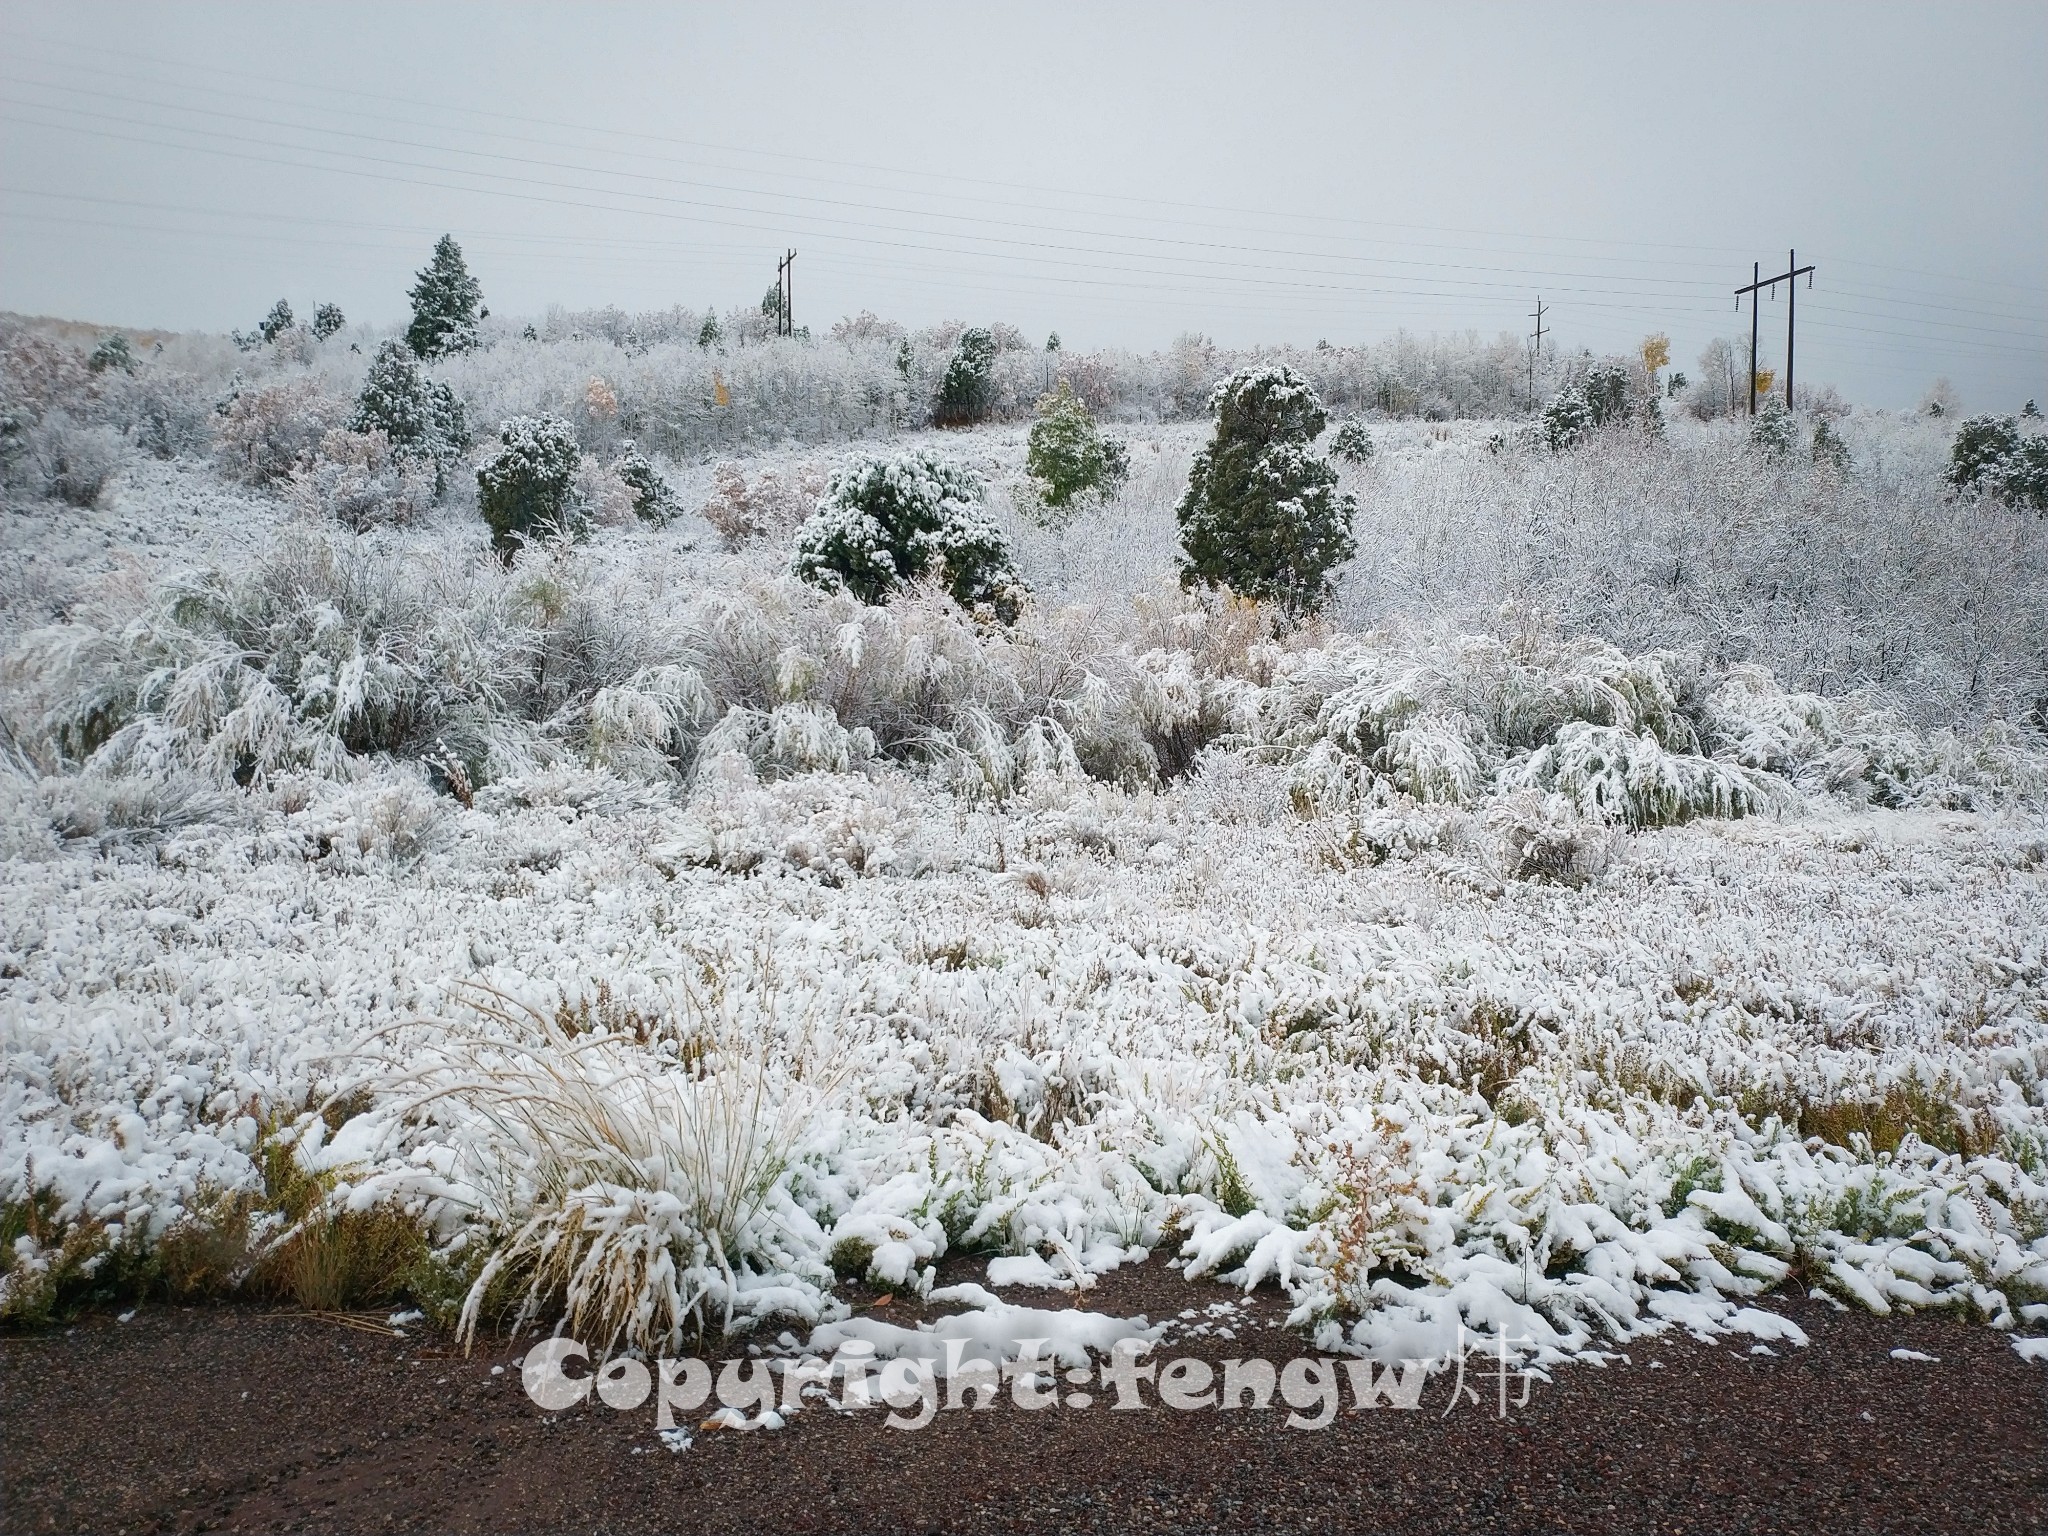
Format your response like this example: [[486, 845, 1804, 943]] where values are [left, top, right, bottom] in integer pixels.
[[792, 448, 1023, 621], [1176, 366, 1357, 620]]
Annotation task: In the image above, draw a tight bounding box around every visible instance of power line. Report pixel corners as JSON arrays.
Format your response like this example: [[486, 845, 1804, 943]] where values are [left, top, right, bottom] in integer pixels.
[[0, 92, 1739, 304], [0, 25, 1777, 264], [0, 112, 1749, 314]]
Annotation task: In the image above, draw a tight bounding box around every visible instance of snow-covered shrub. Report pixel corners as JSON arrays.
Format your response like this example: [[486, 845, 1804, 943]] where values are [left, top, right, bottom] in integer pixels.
[[349, 340, 467, 491], [1024, 379, 1128, 521], [406, 235, 484, 360], [21, 770, 225, 849], [286, 428, 437, 531], [1, 327, 93, 449], [29, 414, 128, 506], [701, 462, 824, 548], [792, 448, 1023, 620], [215, 376, 349, 486], [1271, 629, 1777, 823], [1703, 666, 1956, 808], [1500, 721, 1767, 827], [612, 442, 677, 525], [1330, 421, 1375, 464], [572, 455, 636, 528], [933, 326, 997, 426], [477, 414, 584, 559], [1176, 366, 1356, 621], [112, 367, 215, 460], [1487, 791, 1616, 886]]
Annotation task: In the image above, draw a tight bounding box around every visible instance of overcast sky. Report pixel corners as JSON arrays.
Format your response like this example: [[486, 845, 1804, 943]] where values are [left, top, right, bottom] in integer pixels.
[[2, 1, 2042, 409]]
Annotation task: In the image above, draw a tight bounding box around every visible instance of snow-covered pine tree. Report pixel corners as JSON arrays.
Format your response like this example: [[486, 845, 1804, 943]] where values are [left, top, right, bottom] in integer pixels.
[[351, 340, 468, 493], [310, 303, 346, 340], [1330, 421, 1375, 464], [257, 299, 295, 344], [86, 334, 135, 375], [933, 328, 998, 426], [1947, 415, 2021, 492], [1542, 387, 1594, 450], [405, 236, 485, 360], [1024, 379, 1128, 521], [1175, 365, 1356, 621], [1811, 415, 1852, 473], [1750, 397, 1796, 457]]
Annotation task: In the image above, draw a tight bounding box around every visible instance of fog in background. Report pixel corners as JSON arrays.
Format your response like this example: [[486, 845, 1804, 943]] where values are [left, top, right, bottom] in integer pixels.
[[1, 0, 2042, 410]]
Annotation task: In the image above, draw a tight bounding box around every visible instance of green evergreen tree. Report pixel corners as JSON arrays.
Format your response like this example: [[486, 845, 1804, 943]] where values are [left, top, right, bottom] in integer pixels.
[[310, 303, 346, 340], [613, 441, 677, 524], [257, 299, 295, 344], [1542, 388, 1594, 450], [933, 328, 998, 426], [1948, 415, 2022, 491], [1749, 397, 1796, 457], [1175, 366, 1356, 621], [1024, 380, 1128, 519], [405, 235, 484, 360], [1330, 421, 1375, 464], [87, 335, 135, 375], [1811, 415, 1852, 473]]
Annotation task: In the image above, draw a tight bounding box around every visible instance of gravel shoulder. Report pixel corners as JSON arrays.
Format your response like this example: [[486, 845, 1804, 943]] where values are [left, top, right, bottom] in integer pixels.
[[5, 1264, 2045, 1536]]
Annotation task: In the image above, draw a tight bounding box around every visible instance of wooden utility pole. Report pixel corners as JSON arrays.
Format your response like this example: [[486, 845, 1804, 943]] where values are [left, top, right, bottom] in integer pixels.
[[1735, 251, 1816, 413], [1528, 297, 1547, 410], [773, 248, 796, 336]]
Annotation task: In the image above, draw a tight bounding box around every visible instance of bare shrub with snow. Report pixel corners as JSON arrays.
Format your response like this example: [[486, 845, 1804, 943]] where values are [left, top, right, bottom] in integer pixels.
[[286, 429, 437, 531], [214, 376, 350, 487]]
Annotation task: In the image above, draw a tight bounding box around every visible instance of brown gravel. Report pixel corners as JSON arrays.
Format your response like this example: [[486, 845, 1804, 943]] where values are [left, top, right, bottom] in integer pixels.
[[4, 1264, 2044, 1535]]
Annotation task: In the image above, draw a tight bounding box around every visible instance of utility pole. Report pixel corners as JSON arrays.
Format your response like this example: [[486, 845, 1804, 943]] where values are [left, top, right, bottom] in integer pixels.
[[1734, 251, 1815, 413], [1527, 297, 1547, 410], [778, 248, 796, 337]]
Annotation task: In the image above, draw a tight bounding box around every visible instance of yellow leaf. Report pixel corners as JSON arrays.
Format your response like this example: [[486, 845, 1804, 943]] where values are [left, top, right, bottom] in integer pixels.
[[712, 372, 730, 408]]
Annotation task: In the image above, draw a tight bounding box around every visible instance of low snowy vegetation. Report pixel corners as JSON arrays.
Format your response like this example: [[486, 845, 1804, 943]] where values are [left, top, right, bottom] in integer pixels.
[[2, 295, 2046, 1373]]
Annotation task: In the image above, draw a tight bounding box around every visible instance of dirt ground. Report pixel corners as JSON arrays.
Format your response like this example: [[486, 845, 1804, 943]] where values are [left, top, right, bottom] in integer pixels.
[[5, 1264, 2045, 1535]]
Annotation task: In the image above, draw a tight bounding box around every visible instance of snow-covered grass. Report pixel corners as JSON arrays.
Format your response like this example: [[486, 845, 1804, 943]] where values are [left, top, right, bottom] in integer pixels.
[[2, 399, 2046, 1366]]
